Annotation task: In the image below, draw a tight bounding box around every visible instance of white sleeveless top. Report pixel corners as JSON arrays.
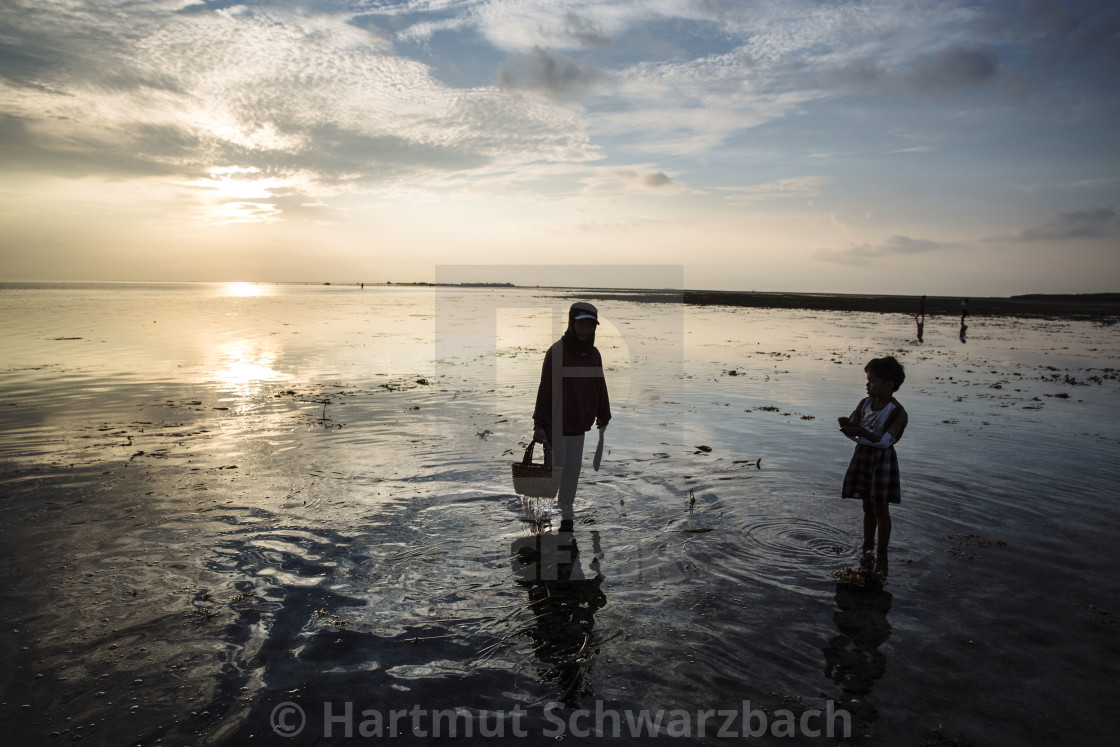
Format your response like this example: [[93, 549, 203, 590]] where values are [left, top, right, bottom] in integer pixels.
[[853, 398, 898, 448], [858, 398, 896, 436]]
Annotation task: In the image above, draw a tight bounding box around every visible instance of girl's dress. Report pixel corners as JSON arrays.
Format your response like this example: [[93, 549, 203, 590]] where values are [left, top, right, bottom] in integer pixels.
[[842, 398, 902, 504]]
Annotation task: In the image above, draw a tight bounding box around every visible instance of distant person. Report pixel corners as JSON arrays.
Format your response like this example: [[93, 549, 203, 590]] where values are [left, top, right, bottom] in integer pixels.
[[838, 357, 908, 562], [533, 302, 611, 534], [918, 295, 926, 322], [960, 298, 969, 321]]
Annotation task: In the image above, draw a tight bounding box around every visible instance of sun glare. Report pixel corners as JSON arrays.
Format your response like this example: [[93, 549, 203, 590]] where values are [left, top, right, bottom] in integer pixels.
[[221, 282, 272, 297]]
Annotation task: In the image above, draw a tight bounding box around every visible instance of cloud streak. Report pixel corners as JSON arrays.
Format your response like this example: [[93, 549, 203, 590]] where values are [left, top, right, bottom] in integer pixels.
[[1006, 207, 1118, 242], [721, 176, 831, 203], [817, 235, 957, 265], [902, 44, 999, 96], [580, 167, 677, 193]]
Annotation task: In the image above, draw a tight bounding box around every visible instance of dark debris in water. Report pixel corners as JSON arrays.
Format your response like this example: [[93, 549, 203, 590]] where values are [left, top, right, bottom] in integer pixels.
[[921, 724, 969, 746], [945, 533, 1007, 559], [743, 404, 816, 420], [311, 607, 352, 628], [1074, 603, 1118, 626], [829, 564, 887, 589], [186, 606, 221, 625]]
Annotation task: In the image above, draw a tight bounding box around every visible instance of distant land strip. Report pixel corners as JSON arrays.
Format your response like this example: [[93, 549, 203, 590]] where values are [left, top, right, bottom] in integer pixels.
[[574, 290, 1120, 320]]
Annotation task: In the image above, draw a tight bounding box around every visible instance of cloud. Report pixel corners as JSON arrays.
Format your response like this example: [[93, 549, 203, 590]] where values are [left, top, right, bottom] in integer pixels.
[[474, 2, 619, 51], [580, 167, 678, 193], [1064, 178, 1120, 191], [903, 44, 999, 96], [1008, 207, 1118, 241], [721, 176, 830, 203], [2, 0, 1118, 259], [817, 235, 955, 265], [0, 1, 600, 221], [557, 10, 613, 49], [1019, 0, 1120, 70], [498, 47, 599, 98], [817, 60, 888, 92]]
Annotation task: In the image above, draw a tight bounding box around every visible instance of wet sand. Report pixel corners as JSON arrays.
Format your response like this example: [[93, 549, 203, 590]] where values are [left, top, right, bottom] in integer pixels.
[[1, 283, 1118, 745]]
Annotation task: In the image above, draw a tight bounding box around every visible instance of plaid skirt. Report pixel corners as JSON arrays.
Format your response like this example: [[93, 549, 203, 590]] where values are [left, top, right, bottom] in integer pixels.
[[842, 445, 901, 504]]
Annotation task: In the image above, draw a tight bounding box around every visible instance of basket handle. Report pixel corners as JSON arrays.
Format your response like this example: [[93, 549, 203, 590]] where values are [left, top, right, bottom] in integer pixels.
[[521, 440, 552, 466]]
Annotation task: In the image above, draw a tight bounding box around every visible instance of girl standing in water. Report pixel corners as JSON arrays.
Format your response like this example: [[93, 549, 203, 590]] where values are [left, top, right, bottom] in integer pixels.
[[533, 302, 611, 533], [838, 356, 908, 558]]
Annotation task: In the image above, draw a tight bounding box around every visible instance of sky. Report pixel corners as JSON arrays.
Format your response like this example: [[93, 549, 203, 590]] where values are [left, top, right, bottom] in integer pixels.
[[1, 0, 1118, 295]]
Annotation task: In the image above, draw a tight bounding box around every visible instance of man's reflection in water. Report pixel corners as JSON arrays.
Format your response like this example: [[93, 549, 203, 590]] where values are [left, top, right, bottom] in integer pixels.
[[916, 318, 924, 343], [823, 556, 892, 726], [959, 320, 968, 343], [510, 529, 607, 707]]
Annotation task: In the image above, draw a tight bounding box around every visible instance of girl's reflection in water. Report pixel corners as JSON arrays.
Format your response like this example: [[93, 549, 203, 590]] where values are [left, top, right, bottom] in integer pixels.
[[823, 557, 893, 726]]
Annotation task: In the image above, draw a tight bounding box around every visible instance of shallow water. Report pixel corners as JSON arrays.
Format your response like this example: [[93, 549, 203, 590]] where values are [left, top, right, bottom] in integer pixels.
[[1, 282, 1118, 745]]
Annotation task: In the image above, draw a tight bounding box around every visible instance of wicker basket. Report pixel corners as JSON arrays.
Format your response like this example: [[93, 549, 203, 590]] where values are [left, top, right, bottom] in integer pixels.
[[511, 441, 562, 499]]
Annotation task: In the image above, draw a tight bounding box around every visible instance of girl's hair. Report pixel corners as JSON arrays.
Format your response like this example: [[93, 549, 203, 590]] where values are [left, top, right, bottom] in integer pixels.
[[866, 356, 905, 392]]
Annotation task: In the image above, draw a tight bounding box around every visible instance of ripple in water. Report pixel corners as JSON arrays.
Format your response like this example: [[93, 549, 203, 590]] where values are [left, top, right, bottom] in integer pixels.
[[694, 516, 850, 595]]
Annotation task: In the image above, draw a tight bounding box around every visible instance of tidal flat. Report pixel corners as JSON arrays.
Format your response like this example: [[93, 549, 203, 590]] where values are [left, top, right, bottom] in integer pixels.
[[1, 283, 1118, 745]]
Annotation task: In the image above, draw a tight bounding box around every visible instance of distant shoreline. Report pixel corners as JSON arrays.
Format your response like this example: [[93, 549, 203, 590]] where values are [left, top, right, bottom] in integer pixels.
[[574, 289, 1120, 320], [2, 281, 1117, 320]]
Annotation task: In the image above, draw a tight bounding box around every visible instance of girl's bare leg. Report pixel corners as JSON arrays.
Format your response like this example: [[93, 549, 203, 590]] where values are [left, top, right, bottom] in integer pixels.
[[861, 498, 877, 553], [874, 503, 892, 554]]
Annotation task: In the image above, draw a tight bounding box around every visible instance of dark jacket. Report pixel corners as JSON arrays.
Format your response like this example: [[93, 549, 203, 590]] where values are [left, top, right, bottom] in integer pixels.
[[532, 338, 611, 437]]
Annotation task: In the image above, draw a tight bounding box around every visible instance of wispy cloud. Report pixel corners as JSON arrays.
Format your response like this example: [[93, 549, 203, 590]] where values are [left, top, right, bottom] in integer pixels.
[[1003, 207, 1118, 241], [720, 176, 831, 203], [1017, 0, 1120, 69], [816, 235, 956, 265], [499, 47, 600, 98], [902, 44, 999, 96], [581, 167, 678, 193], [474, 1, 621, 51]]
